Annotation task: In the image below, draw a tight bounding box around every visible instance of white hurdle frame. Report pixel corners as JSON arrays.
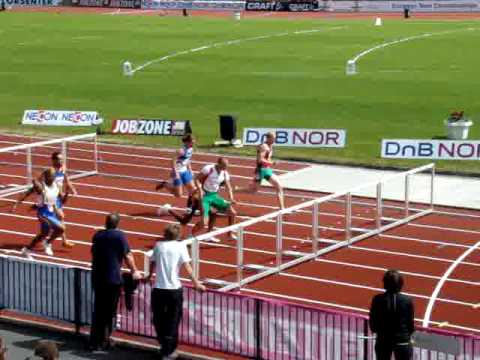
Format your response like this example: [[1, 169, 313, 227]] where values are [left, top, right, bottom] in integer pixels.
[[180, 163, 436, 292], [0, 133, 98, 198]]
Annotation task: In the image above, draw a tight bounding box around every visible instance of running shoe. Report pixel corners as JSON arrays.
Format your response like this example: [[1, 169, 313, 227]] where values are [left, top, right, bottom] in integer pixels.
[[62, 240, 74, 248], [155, 181, 166, 191], [157, 204, 172, 216], [43, 242, 54, 256], [22, 247, 33, 260], [206, 236, 221, 243]]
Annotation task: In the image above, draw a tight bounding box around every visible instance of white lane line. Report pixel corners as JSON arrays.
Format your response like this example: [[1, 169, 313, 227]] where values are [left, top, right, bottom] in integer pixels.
[[350, 27, 476, 64], [314, 258, 479, 286], [280, 272, 476, 308], [3, 171, 480, 255], [242, 289, 480, 335], [0, 133, 308, 168], [132, 26, 345, 74], [0, 138, 289, 173], [422, 240, 480, 328]]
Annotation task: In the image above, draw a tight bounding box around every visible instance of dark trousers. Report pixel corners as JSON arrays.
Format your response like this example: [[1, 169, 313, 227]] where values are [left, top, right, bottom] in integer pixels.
[[375, 340, 413, 360], [151, 288, 183, 357], [89, 283, 122, 349]]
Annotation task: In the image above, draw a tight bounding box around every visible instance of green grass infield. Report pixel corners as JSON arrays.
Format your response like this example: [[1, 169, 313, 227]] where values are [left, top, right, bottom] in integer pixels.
[[1, 12, 479, 173]]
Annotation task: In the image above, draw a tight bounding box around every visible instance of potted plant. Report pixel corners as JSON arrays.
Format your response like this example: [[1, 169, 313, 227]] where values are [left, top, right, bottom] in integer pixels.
[[445, 110, 473, 140]]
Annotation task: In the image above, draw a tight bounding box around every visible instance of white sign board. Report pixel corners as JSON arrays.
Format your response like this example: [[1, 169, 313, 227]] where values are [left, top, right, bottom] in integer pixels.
[[382, 139, 480, 160], [22, 110, 101, 126], [243, 128, 346, 148]]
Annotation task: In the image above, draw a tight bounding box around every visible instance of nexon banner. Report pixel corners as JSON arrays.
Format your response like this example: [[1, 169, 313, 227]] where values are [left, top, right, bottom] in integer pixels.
[[243, 128, 346, 148], [382, 139, 480, 160], [4, 0, 60, 6], [112, 119, 191, 136], [22, 110, 101, 126]]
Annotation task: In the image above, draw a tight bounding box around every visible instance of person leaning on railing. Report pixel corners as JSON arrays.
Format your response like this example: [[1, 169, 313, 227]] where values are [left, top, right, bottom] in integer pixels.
[[145, 224, 205, 359], [89, 213, 142, 352], [369, 269, 415, 360]]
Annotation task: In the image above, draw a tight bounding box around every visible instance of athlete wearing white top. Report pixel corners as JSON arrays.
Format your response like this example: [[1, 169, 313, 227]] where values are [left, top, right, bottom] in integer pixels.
[[38, 181, 59, 213], [13, 168, 66, 259], [200, 164, 230, 193], [191, 157, 237, 242]]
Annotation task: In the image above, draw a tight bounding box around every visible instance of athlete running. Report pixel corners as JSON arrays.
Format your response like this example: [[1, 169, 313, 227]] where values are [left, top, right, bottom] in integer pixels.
[[13, 168, 65, 259], [236, 132, 284, 209]]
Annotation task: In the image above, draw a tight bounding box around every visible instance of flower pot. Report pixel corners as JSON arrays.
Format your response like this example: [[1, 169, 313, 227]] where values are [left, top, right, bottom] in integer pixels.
[[445, 120, 473, 140]]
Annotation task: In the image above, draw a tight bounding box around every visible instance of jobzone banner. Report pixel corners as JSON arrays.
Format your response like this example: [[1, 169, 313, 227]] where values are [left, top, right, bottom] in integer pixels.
[[22, 110, 102, 126], [382, 139, 480, 160], [243, 128, 346, 148], [72, 0, 141, 8], [3, 0, 60, 6], [112, 119, 191, 136]]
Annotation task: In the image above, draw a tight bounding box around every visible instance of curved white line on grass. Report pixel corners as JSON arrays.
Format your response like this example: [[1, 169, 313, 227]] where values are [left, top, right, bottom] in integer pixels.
[[422, 240, 480, 328], [132, 26, 345, 74], [351, 27, 475, 64]]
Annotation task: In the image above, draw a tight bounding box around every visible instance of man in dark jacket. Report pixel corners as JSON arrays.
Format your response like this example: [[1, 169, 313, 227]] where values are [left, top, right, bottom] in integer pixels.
[[369, 269, 414, 360], [89, 213, 142, 351]]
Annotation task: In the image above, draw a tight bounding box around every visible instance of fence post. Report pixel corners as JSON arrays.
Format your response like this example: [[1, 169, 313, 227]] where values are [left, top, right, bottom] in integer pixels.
[[363, 319, 369, 360], [74, 268, 82, 334], [255, 298, 262, 360]]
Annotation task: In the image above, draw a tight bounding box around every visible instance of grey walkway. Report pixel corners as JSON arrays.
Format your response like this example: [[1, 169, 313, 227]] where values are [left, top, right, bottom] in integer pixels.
[[0, 320, 163, 360], [278, 163, 480, 210]]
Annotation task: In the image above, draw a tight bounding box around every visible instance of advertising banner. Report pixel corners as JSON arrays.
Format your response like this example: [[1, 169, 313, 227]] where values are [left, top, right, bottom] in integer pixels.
[[245, 0, 278, 10], [245, 0, 317, 11], [381, 139, 480, 160], [3, 0, 60, 6], [22, 110, 102, 126], [142, 0, 245, 10], [111, 119, 191, 136], [326, 0, 480, 12], [243, 128, 346, 148], [72, 0, 141, 8]]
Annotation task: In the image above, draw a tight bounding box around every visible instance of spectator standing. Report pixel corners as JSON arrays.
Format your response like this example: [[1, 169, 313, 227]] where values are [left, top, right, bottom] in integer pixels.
[[369, 269, 415, 360], [89, 213, 141, 351], [146, 224, 205, 359]]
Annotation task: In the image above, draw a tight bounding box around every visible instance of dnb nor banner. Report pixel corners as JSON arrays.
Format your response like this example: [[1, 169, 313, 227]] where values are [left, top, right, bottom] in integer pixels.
[[22, 110, 101, 126], [243, 128, 346, 148], [112, 119, 191, 136], [382, 139, 480, 160], [142, 0, 245, 10]]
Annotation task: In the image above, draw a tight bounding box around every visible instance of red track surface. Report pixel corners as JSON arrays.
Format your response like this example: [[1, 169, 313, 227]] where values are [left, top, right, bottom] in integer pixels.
[[0, 134, 479, 339]]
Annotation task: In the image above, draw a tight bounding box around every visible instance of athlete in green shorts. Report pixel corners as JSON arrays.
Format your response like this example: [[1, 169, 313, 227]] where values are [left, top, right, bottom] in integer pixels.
[[192, 157, 237, 243], [236, 132, 284, 209]]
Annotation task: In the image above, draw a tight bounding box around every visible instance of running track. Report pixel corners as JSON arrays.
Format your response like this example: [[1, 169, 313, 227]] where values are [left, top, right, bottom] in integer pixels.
[[0, 133, 478, 337]]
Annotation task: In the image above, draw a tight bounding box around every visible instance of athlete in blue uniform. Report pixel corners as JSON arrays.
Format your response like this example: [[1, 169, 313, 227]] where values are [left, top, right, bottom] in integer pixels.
[[51, 151, 77, 248], [156, 134, 196, 206], [13, 168, 66, 259]]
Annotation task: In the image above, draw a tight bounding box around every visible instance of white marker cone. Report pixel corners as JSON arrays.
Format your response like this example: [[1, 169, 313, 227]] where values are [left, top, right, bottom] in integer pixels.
[[346, 59, 357, 75], [374, 17, 383, 26], [123, 61, 133, 77]]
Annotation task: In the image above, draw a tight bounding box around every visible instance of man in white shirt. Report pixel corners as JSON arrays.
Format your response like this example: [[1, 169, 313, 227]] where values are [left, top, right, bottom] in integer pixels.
[[147, 224, 205, 359], [192, 157, 237, 242]]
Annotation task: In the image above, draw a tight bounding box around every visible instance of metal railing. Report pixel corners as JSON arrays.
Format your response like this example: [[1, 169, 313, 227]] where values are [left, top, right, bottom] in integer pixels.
[[1, 255, 479, 359]]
